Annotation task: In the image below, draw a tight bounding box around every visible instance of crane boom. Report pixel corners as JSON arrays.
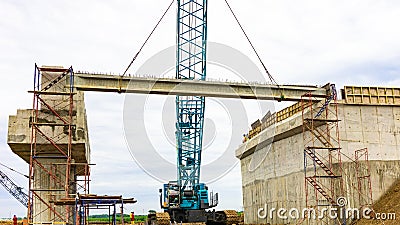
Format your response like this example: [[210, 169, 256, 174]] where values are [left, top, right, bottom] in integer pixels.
[[155, 1, 219, 223], [154, 2, 244, 224], [176, 0, 207, 196], [0, 170, 29, 208]]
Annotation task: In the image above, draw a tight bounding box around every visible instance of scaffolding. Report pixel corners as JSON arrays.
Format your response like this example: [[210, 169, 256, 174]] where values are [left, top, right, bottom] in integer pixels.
[[54, 194, 137, 225], [355, 148, 373, 209], [302, 84, 344, 224], [29, 64, 90, 223]]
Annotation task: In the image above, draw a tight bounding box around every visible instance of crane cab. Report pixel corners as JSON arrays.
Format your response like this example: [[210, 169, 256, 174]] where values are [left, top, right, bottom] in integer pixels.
[[160, 181, 214, 210]]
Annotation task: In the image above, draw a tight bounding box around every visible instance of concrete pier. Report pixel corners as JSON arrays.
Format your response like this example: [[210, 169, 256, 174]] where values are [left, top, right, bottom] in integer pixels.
[[236, 86, 400, 224], [7, 67, 90, 223]]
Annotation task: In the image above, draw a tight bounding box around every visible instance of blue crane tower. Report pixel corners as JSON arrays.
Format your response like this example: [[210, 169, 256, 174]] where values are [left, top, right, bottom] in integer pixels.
[[152, 0, 240, 224], [175, 0, 208, 204]]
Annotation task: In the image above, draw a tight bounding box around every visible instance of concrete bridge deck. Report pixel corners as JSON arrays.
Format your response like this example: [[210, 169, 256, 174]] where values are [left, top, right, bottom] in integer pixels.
[[70, 72, 329, 101]]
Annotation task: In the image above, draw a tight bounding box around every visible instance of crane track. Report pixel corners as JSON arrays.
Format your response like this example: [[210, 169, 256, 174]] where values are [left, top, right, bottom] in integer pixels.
[[155, 212, 171, 225], [147, 212, 170, 225], [223, 210, 241, 225], [148, 210, 243, 225]]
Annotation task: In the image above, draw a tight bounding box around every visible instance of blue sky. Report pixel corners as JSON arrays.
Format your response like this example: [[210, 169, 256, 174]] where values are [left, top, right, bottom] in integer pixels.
[[1, 0, 400, 218]]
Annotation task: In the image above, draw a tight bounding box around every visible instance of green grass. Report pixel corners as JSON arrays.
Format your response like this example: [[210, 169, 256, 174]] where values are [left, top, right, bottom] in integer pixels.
[[88, 214, 147, 223]]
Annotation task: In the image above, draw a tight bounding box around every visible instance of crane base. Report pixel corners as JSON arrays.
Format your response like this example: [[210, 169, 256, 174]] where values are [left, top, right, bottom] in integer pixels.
[[147, 210, 242, 225]]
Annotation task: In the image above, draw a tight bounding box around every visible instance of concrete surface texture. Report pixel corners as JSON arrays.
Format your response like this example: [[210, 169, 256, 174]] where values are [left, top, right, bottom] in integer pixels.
[[236, 100, 400, 224], [71, 72, 327, 101]]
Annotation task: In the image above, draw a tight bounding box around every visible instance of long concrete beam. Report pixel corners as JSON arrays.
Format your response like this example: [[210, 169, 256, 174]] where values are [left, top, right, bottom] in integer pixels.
[[68, 73, 329, 101]]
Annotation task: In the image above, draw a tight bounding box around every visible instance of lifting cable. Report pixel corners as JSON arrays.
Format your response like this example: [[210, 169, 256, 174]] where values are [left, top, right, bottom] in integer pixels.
[[122, 0, 175, 76], [0, 162, 29, 179], [223, 0, 279, 87]]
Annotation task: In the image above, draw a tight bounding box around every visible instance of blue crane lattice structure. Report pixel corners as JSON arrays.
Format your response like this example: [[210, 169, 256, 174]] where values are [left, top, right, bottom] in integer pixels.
[[175, 0, 208, 195], [159, 1, 220, 219]]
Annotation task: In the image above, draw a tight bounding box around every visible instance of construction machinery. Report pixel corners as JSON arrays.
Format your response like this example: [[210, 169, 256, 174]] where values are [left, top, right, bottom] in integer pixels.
[[0, 169, 29, 208], [148, 1, 240, 225]]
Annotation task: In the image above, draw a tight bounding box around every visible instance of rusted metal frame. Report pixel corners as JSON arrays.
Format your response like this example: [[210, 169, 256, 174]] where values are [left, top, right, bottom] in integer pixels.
[[84, 164, 90, 194], [32, 159, 64, 187], [82, 164, 90, 220], [304, 150, 336, 176], [28, 64, 41, 222], [29, 64, 75, 223], [32, 125, 68, 157], [308, 128, 331, 147], [74, 166, 90, 193], [302, 90, 344, 218], [31, 190, 64, 220], [51, 163, 91, 192], [36, 97, 71, 123], [313, 122, 338, 147], [74, 181, 87, 193], [355, 148, 373, 207], [41, 131, 69, 147], [321, 94, 342, 219], [34, 205, 55, 222], [324, 95, 338, 206], [354, 150, 363, 207], [63, 67, 75, 222], [305, 176, 335, 204], [41, 70, 70, 92], [307, 124, 340, 168], [363, 149, 373, 206], [36, 95, 69, 125], [304, 120, 339, 148], [330, 92, 344, 201], [303, 93, 319, 207], [302, 92, 311, 208]]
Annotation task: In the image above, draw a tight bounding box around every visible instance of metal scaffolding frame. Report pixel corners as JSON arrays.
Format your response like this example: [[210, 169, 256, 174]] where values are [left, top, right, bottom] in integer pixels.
[[302, 84, 344, 224], [355, 148, 373, 209], [53, 194, 136, 225], [75, 194, 136, 225], [29, 64, 90, 223]]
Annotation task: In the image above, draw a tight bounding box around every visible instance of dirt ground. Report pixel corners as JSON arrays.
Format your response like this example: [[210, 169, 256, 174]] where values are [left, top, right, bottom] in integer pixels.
[[353, 178, 400, 225], [0, 221, 23, 225]]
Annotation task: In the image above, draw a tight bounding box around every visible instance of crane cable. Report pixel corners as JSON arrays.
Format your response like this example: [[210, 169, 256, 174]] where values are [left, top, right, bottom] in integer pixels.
[[122, 0, 175, 76], [0, 162, 29, 179], [223, 0, 280, 87]]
